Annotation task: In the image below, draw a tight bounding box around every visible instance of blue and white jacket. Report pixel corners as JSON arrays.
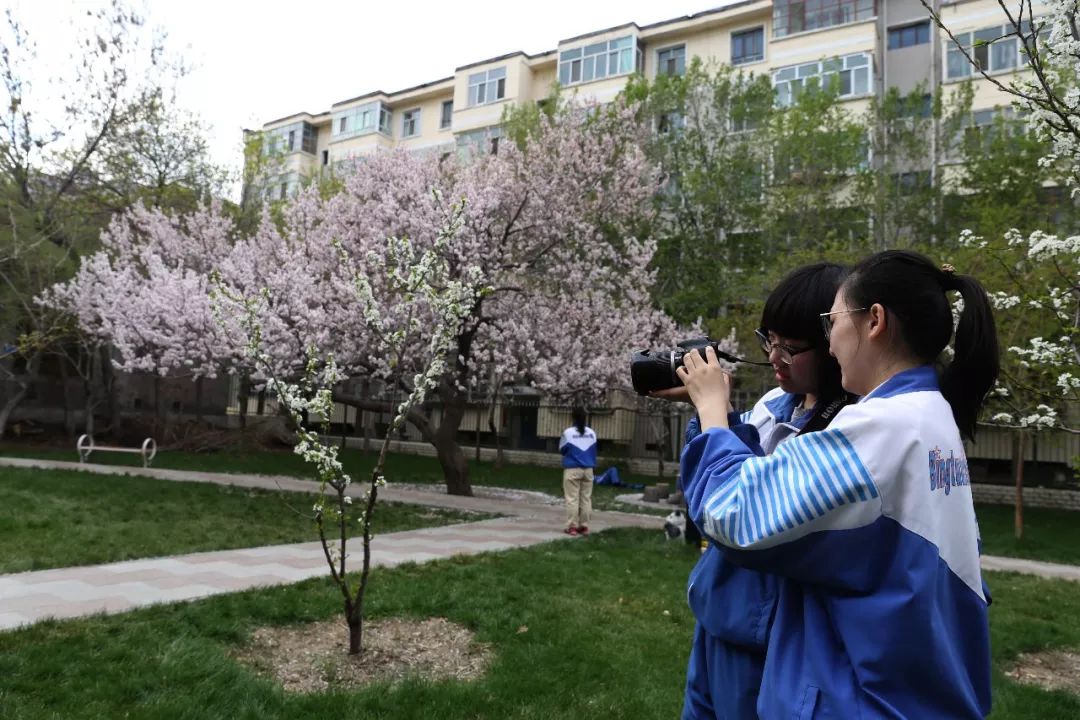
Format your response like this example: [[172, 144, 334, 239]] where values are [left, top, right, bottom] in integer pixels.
[[559, 425, 597, 469], [686, 387, 810, 643], [682, 366, 992, 718], [682, 389, 808, 720]]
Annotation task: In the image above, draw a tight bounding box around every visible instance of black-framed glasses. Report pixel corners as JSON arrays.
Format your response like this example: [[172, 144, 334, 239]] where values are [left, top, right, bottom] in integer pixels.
[[755, 327, 814, 366], [819, 308, 869, 340]]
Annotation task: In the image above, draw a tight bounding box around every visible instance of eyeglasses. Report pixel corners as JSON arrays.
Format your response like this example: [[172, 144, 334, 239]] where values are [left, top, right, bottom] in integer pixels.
[[819, 308, 869, 340], [755, 328, 814, 366]]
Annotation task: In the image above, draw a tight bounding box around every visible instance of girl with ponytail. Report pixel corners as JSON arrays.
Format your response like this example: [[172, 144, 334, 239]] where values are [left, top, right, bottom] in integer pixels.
[[675, 249, 999, 718]]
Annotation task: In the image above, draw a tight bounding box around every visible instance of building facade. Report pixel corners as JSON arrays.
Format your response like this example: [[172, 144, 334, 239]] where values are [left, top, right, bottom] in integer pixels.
[[241, 0, 1066, 468], [250, 0, 1042, 202]]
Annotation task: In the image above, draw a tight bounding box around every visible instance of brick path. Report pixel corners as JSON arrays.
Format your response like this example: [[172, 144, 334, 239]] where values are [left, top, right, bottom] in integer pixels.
[[0, 457, 659, 630], [2, 456, 1078, 632]]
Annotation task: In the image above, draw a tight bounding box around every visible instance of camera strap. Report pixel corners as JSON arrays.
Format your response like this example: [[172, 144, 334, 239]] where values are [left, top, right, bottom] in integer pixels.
[[797, 393, 857, 435]]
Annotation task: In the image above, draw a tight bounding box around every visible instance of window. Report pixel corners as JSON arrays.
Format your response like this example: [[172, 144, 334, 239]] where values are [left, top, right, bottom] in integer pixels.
[[773, 52, 872, 106], [657, 111, 685, 134], [887, 20, 930, 49], [322, 150, 329, 166], [558, 36, 642, 86], [264, 121, 318, 156], [657, 45, 686, 77], [402, 109, 419, 137], [440, 100, 453, 129], [732, 27, 765, 65], [468, 67, 506, 107], [892, 171, 931, 194], [333, 102, 393, 139], [959, 107, 1023, 148], [897, 93, 933, 119], [773, 0, 876, 38], [945, 22, 1040, 79], [456, 126, 503, 157]]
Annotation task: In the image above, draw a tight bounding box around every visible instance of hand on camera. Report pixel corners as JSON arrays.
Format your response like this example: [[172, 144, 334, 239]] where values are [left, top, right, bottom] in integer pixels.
[[675, 345, 733, 430]]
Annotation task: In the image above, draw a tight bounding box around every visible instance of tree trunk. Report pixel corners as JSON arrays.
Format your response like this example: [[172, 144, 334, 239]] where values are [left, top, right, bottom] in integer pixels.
[[434, 384, 472, 496], [1013, 431, 1026, 540], [333, 387, 471, 495], [194, 376, 204, 424], [0, 356, 40, 439], [435, 436, 472, 496], [0, 380, 30, 439], [347, 607, 363, 655], [100, 345, 117, 435], [488, 390, 503, 470], [154, 375, 163, 438], [59, 358, 76, 437], [83, 379, 96, 438], [474, 399, 482, 463], [237, 373, 249, 430]]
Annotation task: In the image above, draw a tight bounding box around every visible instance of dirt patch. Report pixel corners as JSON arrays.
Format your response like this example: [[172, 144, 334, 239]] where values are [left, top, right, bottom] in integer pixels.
[[1007, 649, 1080, 696], [234, 616, 492, 694]]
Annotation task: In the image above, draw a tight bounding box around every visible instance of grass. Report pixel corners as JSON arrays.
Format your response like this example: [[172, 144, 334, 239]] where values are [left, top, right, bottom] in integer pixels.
[[0, 466, 489, 573], [0, 443, 675, 515], [976, 503, 1080, 566], [0, 529, 1075, 718]]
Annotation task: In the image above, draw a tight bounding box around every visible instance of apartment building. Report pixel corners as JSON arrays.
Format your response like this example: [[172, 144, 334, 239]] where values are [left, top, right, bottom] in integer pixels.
[[242, 0, 1072, 469], [251, 0, 1043, 200]]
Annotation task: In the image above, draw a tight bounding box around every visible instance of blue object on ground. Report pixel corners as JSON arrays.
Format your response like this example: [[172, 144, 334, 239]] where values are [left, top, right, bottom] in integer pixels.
[[593, 466, 644, 489]]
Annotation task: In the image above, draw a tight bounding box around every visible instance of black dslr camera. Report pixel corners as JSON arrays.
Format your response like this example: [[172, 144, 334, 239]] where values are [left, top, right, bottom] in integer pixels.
[[630, 336, 749, 395]]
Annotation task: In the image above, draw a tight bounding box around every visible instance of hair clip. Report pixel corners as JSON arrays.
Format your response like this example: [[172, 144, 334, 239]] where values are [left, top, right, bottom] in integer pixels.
[[940, 263, 956, 275]]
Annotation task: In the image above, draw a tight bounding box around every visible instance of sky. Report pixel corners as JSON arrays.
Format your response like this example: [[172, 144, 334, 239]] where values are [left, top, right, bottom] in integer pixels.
[[8, 0, 738, 199]]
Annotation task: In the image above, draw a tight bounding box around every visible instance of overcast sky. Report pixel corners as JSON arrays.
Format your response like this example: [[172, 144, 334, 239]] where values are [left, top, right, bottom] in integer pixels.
[[8, 0, 738, 199]]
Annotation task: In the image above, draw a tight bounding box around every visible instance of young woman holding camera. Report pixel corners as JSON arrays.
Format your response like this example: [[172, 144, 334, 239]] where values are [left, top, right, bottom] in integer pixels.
[[654, 262, 852, 720], [677, 250, 997, 718]]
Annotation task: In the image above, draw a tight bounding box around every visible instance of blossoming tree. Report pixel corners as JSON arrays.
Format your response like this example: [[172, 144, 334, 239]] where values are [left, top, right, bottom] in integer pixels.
[[920, 0, 1079, 535], [210, 204, 481, 655], [46, 101, 685, 496]]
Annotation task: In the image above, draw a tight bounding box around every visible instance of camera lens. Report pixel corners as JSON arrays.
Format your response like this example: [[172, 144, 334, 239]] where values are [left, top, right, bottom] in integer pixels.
[[630, 350, 679, 394]]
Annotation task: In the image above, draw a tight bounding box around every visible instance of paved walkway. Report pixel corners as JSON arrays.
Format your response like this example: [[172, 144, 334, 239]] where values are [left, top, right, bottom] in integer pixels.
[[2, 457, 1080, 631], [0, 457, 660, 630]]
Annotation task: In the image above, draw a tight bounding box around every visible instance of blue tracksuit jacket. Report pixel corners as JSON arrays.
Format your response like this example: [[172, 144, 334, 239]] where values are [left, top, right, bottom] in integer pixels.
[[681, 366, 992, 719], [682, 388, 812, 720]]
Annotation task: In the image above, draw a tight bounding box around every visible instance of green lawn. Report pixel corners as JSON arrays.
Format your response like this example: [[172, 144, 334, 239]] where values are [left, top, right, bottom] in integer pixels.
[[976, 503, 1080, 566], [0, 467, 488, 573], [0, 529, 1074, 718], [0, 444, 675, 514]]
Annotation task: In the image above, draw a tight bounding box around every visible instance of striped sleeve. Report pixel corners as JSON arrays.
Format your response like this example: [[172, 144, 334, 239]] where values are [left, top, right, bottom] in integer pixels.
[[701, 428, 879, 549]]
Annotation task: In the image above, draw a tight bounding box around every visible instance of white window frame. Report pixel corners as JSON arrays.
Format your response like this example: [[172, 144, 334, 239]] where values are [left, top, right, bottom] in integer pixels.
[[772, 52, 873, 107], [440, 100, 453, 129], [468, 67, 506, 107], [332, 102, 392, 139], [731, 26, 765, 66], [558, 35, 641, 87], [402, 108, 420, 138], [656, 44, 686, 77], [944, 19, 1049, 81]]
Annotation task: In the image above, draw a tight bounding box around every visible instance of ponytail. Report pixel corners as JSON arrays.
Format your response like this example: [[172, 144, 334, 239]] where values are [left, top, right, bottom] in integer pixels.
[[572, 406, 587, 435], [939, 273, 1000, 441], [843, 250, 1000, 441]]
